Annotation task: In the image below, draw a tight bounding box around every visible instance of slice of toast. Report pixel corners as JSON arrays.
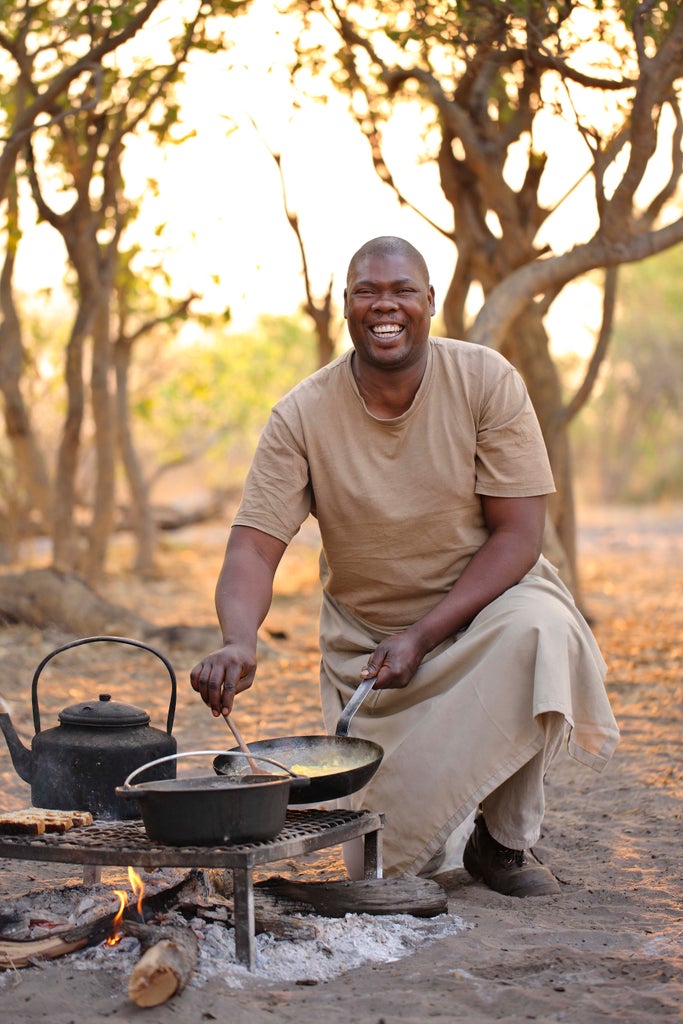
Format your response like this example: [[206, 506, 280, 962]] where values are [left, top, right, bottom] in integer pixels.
[[0, 808, 94, 836]]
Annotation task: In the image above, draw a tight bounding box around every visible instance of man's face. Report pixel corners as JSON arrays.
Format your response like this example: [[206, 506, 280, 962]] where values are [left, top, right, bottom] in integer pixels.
[[344, 250, 435, 372]]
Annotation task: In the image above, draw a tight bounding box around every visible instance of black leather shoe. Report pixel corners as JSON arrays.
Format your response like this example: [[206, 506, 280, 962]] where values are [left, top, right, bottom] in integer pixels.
[[463, 812, 560, 897]]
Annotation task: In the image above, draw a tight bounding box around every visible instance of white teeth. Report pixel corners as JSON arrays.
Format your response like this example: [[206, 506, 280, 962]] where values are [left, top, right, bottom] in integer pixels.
[[372, 324, 402, 337]]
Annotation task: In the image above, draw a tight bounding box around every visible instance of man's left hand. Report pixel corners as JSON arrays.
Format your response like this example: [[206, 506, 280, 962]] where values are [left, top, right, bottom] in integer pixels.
[[361, 628, 426, 689]]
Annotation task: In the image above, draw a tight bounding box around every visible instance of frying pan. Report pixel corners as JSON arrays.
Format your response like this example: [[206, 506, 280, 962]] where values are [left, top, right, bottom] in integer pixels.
[[213, 675, 383, 803]]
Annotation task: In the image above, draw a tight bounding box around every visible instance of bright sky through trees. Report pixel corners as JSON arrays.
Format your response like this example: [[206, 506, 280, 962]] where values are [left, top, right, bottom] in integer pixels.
[[11, 0, 675, 356]]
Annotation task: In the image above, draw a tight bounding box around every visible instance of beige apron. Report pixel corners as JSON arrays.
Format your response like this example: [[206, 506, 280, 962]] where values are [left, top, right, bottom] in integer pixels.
[[320, 557, 619, 875]]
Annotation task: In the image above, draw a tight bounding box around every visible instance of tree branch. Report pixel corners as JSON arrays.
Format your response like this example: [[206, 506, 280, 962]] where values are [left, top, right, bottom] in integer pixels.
[[328, 6, 454, 241], [0, 0, 164, 201], [469, 217, 683, 350], [638, 93, 683, 228], [558, 266, 618, 429], [246, 113, 338, 365], [24, 140, 63, 229], [118, 294, 199, 349], [603, 4, 683, 234]]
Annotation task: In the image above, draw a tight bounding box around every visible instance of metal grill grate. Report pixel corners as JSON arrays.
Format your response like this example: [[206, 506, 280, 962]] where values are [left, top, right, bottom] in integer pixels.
[[0, 808, 383, 869]]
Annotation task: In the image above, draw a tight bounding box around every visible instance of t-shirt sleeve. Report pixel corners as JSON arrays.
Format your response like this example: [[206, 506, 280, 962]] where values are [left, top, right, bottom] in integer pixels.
[[474, 364, 556, 497], [232, 404, 312, 544]]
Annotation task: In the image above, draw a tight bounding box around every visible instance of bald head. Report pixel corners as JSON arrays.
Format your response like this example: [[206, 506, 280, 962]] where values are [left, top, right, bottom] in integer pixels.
[[347, 236, 430, 288]]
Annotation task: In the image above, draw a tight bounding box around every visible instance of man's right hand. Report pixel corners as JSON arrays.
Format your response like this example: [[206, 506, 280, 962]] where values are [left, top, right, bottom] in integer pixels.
[[189, 642, 257, 717], [189, 526, 287, 718]]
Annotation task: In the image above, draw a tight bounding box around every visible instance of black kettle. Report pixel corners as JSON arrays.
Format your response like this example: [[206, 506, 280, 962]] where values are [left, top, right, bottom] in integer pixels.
[[0, 636, 177, 820]]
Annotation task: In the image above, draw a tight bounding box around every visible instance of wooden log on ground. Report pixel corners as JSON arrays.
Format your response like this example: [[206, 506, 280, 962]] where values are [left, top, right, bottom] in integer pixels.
[[256, 874, 448, 918], [0, 567, 149, 634], [124, 920, 199, 1007], [0, 567, 275, 654]]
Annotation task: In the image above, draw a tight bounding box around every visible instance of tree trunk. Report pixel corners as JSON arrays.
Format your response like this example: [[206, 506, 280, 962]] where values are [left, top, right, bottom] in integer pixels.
[[308, 295, 337, 369], [0, 176, 52, 549], [500, 304, 581, 601], [0, 565, 281, 653], [0, 567, 151, 635], [85, 288, 117, 583], [52, 295, 96, 571], [114, 338, 157, 577]]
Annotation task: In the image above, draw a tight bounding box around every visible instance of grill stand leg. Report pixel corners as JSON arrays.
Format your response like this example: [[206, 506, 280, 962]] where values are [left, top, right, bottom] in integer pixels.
[[232, 867, 256, 970], [363, 824, 383, 879], [82, 864, 102, 885]]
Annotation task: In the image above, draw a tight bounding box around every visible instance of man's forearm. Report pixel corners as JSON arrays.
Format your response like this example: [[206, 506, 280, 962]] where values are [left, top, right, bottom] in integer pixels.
[[215, 526, 287, 647], [408, 494, 547, 658], [409, 527, 540, 655]]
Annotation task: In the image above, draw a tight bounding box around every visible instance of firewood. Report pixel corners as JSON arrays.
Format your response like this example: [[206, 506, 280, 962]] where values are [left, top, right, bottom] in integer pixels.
[[256, 874, 448, 918], [192, 893, 318, 941], [124, 920, 199, 1007], [0, 934, 88, 969]]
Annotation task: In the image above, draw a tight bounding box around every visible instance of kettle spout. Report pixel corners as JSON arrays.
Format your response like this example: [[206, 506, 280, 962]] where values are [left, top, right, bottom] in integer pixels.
[[0, 704, 34, 784]]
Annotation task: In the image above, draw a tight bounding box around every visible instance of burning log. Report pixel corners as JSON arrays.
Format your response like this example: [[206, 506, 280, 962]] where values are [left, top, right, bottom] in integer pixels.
[[124, 919, 199, 1007], [0, 869, 205, 970]]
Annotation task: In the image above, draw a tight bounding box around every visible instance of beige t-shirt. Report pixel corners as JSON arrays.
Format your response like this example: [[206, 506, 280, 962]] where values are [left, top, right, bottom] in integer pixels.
[[233, 337, 555, 627]]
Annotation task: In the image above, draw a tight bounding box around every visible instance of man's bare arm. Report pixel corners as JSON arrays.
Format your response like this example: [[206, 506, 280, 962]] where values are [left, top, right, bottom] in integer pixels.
[[190, 525, 287, 716], [363, 494, 547, 689]]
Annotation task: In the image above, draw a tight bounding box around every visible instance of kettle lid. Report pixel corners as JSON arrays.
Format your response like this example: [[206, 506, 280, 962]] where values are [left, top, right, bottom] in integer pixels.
[[58, 693, 151, 728]]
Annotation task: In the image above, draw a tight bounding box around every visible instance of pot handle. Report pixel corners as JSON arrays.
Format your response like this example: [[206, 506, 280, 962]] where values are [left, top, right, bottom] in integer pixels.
[[120, 749, 306, 789], [31, 635, 177, 736]]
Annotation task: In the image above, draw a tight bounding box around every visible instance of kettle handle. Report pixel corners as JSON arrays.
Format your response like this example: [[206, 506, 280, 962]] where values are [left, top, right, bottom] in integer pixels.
[[31, 635, 177, 736]]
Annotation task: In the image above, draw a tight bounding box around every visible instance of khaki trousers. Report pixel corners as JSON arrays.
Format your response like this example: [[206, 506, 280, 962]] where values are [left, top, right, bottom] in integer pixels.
[[320, 557, 618, 877]]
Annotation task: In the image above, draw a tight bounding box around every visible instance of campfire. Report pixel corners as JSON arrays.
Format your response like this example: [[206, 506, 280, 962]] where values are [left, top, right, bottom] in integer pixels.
[[0, 861, 459, 1004], [0, 867, 210, 1004]]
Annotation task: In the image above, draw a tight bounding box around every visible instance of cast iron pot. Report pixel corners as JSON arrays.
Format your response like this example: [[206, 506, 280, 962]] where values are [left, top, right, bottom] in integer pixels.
[[117, 751, 310, 846]]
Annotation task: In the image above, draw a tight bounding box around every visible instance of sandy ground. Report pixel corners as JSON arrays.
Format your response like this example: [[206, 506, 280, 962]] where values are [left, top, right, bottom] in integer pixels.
[[0, 504, 681, 1022]]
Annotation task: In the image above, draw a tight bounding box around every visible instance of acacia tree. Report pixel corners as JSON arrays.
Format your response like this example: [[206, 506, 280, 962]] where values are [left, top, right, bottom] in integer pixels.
[[0, 1, 165, 554], [0, 0, 250, 580], [288, 0, 683, 596]]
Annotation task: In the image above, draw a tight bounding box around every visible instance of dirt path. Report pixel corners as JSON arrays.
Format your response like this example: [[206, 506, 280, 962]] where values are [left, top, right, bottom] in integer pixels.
[[0, 505, 681, 1021]]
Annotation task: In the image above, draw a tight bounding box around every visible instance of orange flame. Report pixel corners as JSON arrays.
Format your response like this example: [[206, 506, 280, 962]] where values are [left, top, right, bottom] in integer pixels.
[[106, 889, 128, 947], [105, 867, 146, 947], [128, 866, 145, 917]]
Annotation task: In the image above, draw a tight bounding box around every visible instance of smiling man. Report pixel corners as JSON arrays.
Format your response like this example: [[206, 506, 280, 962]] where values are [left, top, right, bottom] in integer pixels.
[[191, 236, 618, 896]]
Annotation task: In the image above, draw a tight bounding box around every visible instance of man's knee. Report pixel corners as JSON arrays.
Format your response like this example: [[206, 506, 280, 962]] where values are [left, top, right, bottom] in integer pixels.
[[487, 589, 574, 646]]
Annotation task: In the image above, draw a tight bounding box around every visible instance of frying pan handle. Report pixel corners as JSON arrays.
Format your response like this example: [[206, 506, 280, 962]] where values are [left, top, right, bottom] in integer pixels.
[[335, 676, 376, 737], [121, 749, 304, 788]]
